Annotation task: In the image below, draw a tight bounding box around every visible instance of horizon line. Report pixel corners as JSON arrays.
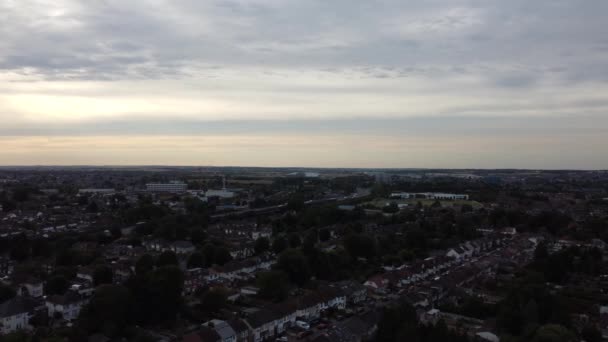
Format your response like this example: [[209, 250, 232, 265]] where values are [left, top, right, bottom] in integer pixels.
[[0, 165, 606, 172]]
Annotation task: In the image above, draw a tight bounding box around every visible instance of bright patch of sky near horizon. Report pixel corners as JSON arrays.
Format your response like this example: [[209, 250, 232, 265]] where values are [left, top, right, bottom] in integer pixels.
[[1, 0, 607, 168]]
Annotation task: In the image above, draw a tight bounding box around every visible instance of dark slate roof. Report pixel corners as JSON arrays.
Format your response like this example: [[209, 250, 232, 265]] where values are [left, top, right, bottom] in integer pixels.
[[227, 318, 249, 334], [173, 240, 195, 248], [47, 291, 85, 305], [338, 310, 380, 337], [197, 326, 222, 342], [245, 308, 282, 328], [0, 296, 38, 317], [183, 326, 223, 342]]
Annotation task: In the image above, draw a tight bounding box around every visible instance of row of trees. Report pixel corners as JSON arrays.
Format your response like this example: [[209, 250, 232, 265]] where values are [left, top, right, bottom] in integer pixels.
[[376, 297, 589, 342], [493, 245, 605, 341], [77, 265, 184, 337]]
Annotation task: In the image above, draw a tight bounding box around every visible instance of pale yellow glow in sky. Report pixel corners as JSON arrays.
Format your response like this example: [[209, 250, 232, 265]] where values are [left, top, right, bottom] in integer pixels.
[[2, 69, 608, 124], [1, 69, 608, 169], [0, 134, 606, 169], [1, 0, 608, 168]]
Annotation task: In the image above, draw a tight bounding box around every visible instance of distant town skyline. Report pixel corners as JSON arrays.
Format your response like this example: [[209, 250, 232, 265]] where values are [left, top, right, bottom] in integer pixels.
[[1, 1, 608, 168]]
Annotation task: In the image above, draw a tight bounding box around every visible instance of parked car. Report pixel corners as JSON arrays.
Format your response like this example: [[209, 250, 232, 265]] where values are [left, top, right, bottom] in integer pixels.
[[295, 320, 310, 330]]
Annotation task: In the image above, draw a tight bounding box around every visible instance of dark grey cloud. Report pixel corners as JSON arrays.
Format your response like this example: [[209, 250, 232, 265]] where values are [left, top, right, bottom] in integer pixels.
[[0, 0, 606, 84], [1, 0, 608, 169], [493, 74, 538, 88], [1, 114, 607, 138]]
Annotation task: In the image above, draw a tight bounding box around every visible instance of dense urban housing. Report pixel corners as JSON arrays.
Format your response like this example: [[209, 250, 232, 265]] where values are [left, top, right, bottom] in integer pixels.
[[0, 167, 606, 341]]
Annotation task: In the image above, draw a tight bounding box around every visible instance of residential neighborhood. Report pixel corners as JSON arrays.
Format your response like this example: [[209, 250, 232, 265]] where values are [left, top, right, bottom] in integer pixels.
[[0, 167, 606, 341]]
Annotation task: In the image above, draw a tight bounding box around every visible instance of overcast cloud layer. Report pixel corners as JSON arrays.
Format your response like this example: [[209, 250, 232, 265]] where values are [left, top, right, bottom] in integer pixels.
[[1, 0, 607, 168]]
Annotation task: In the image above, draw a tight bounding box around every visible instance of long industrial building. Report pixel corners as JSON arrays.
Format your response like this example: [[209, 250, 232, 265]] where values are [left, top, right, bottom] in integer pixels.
[[390, 192, 469, 200], [146, 181, 188, 193]]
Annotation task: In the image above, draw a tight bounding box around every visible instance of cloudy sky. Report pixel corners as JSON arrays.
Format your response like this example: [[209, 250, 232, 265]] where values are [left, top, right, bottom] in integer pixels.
[[1, 0, 607, 168]]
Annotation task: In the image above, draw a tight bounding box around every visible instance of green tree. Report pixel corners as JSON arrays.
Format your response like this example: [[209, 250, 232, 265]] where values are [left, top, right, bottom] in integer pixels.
[[190, 227, 207, 245], [306, 249, 335, 280], [344, 233, 376, 259], [0, 332, 34, 342], [383, 202, 399, 214], [302, 229, 318, 254], [461, 204, 473, 213], [0, 199, 17, 212], [130, 266, 184, 325], [534, 242, 549, 261], [254, 237, 270, 255], [272, 236, 288, 254], [581, 324, 602, 342], [12, 187, 31, 202], [45, 275, 69, 295], [319, 228, 331, 242], [276, 249, 310, 286], [187, 252, 205, 269], [376, 300, 419, 342], [287, 194, 305, 212], [202, 243, 217, 266], [199, 288, 227, 313], [93, 265, 113, 286], [288, 233, 301, 248], [214, 246, 232, 265], [78, 195, 89, 206], [0, 284, 16, 303], [87, 201, 99, 213], [156, 250, 178, 267], [522, 299, 540, 325], [371, 183, 389, 198], [135, 254, 155, 275], [79, 284, 132, 337], [131, 333, 158, 342], [184, 197, 209, 215], [256, 271, 289, 302], [532, 324, 576, 342]]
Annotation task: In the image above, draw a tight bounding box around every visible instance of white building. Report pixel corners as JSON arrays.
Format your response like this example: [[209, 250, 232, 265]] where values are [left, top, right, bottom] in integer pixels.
[[17, 280, 44, 298], [0, 297, 39, 334], [206, 189, 235, 199], [244, 289, 346, 342], [78, 189, 116, 194], [204, 176, 236, 199], [46, 291, 88, 321], [390, 192, 469, 200], [146, 181, 187, 193], [203, 319, 237, 342], [251, 229, 271, 240], [76, 268, 95, 283], [172, 240, 196, 254]]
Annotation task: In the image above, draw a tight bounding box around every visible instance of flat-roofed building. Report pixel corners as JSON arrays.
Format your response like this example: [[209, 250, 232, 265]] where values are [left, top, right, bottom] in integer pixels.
[[78, 188, 116, 194], [390, 192, 469, 200], [146, 181, 187, 193]]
